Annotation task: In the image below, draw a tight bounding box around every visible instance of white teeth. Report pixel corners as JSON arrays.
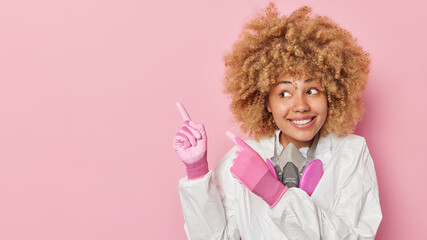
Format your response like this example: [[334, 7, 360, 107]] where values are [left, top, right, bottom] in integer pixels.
[[291, 118, 313, 125]]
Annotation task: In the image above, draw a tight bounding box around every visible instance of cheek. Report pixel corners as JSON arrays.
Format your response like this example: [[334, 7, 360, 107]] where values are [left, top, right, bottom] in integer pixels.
[[272, 103, 291, 117], [310, 97, 328, 116], [316, 98, 328, 118]]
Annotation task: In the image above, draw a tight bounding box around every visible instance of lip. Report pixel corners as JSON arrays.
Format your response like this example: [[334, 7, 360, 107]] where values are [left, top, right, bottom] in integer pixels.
[[288, 116, 316, 129], [288, 116, 315, 121]]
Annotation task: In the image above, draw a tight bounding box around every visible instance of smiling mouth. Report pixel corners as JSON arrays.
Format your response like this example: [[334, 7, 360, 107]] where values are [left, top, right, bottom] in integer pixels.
[[289, 117, 315, 125]]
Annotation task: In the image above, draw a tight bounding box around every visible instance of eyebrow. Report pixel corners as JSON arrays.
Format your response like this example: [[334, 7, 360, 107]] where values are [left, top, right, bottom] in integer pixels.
[[277, 78, 316, 85]]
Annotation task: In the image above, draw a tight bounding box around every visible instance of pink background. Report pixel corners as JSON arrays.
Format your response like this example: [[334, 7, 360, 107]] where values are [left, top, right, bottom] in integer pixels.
[[0, 0, 425, 239]]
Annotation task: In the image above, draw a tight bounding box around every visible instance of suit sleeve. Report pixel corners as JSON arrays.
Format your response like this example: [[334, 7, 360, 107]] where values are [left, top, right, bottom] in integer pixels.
[[178, 147, 241, 240], [268, 139, 382, 239]]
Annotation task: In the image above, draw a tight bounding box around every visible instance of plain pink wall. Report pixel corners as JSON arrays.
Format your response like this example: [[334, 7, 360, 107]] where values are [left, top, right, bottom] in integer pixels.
[[0, 0, 425, 239]]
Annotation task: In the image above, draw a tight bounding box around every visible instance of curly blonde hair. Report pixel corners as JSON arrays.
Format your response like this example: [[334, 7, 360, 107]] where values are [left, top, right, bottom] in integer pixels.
[[223, 3, 370, 141]]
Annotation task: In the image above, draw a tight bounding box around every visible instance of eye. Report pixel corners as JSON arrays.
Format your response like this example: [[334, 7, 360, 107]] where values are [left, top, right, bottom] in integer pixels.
[[280, 91, 291, 98], [307, 88, 319, 95]]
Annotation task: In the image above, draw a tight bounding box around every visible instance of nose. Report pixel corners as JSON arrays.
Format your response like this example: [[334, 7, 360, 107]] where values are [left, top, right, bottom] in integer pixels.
[[292, 94, 310, 113]]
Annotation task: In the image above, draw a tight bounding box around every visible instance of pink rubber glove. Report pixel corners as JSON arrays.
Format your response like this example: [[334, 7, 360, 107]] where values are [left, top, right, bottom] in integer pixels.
[[226, 131, 287, 208], [173, 102, 208, 180]]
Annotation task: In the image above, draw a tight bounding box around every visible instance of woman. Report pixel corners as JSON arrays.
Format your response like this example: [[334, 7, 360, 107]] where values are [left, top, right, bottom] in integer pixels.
[[173, 3, 382, 239]]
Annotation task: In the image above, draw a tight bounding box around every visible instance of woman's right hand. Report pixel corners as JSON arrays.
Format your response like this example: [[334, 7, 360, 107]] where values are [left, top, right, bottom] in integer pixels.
[[173, 102, 208, 179]]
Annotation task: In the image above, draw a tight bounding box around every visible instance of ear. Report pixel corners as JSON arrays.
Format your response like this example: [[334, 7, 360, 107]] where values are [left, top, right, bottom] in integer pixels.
[[265, 96, 272, 113]]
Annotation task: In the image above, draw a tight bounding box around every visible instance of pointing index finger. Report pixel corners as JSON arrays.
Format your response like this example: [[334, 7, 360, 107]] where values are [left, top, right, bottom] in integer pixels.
[[176, 102, 191, 121], [226, 131, 249, 150]]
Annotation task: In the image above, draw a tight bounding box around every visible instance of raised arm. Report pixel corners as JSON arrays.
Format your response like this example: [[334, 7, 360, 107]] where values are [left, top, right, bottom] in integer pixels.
[[173, 102, 208, 180], [174, 103, 240, 240]]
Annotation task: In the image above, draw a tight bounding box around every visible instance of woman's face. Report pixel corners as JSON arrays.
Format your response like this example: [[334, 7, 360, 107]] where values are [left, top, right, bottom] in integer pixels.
[[266, 75, 328, 149]]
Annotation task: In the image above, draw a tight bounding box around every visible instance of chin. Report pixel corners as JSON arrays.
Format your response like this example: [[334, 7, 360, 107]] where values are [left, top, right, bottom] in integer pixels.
[[292, 132, 317, 142]]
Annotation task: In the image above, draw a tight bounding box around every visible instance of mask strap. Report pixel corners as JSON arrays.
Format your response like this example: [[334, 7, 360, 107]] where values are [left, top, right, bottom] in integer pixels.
[[273, 132, 278, 158], [300, 132, 320, 173], [269, 132, 285, 181]]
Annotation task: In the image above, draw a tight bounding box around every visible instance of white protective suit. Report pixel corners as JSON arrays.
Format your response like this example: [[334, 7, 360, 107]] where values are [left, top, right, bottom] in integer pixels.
[[178, 130, 382, 240]]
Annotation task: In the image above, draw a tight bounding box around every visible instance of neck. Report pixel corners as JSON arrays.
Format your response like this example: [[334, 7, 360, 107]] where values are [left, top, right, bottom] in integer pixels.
[[279, 131, 314, 149]]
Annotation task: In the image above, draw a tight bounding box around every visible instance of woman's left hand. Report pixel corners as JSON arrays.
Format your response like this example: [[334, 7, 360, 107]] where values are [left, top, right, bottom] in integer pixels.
[[226, 131, 287, 208]]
